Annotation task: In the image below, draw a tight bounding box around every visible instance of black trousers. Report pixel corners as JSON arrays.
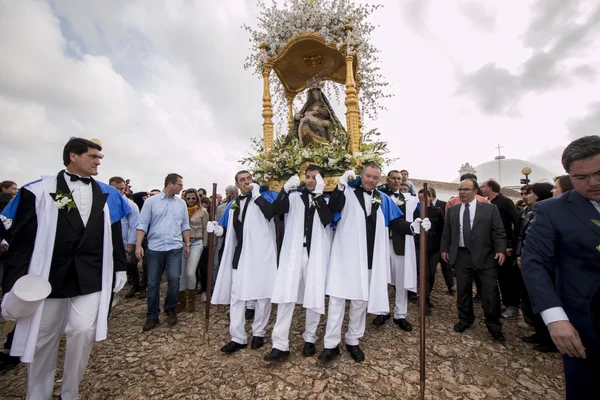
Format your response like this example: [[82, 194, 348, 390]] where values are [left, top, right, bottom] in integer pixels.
[[440, 256, 455, 290], [455, 248, 502, 332], [127, 238, 148, 288], [498, 255, 521, 307], [195, 247, 209, 293], [415, 250, 441, 300], [520, 271, 553, 345], [563, 311, 600, 400]]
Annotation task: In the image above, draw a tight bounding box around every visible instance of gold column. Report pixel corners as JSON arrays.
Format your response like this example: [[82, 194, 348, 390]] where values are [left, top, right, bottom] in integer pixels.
[[344, 55, 361, 161], [286, 93, 295, 131], [262, 65, 274, 153]]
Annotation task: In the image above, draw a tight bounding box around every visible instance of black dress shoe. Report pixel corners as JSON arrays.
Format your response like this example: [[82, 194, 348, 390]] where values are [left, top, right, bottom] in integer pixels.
[[532, 343, 558, 353], [447, 287, 456, 294], [491, 331, 506, 343], [245, 308, 255, 321], [394, 318, 413, 332], [264, 348, 290, 362], [454, 322, 470, 333], [472, 294, 482, 304], [407, 292, 418, 302], [221, 341, 247, 353], [345, 344, 365, 363], [302, 342, 316, 356], [372, 314, 391, 327], [142, 319, 159, 332], [521, 334, 540, 344], [251, 336, 264, 350], [317, 346, 341, 363], [0, 353, 20, 373], [166, 309, 177, 327]]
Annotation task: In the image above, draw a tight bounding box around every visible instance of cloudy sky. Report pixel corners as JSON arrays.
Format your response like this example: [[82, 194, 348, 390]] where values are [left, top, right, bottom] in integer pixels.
[[1, 0, 599, 192]]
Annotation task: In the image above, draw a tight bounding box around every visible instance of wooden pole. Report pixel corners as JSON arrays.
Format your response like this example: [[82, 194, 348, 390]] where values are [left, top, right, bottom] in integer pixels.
[[205, 183, 218, 337], [419, 183, 429, 400]]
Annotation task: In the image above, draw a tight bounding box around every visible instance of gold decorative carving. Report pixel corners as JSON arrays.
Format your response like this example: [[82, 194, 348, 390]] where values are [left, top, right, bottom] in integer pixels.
[[344, 55, 361, 165], [269, 32, 358, 96], [266, 175, 340, 193], [262, 65, 274, 152], [303, 54, 323, 68]]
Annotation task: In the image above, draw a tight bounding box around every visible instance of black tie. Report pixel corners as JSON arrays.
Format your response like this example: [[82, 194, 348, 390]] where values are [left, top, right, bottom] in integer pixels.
[[65, 172, 91, 185], [362, 189, 373, 196], [463, 203, 472, 249], [238, 193, 251, 201]]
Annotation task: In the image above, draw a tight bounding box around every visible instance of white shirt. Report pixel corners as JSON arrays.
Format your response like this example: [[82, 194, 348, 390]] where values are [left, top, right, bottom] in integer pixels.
[[541, 199, 600, 326], [65, 174, 93, 226], [362, 191, 373, 217], [458, 198, 477, 247], [238, 197, 249, 222]]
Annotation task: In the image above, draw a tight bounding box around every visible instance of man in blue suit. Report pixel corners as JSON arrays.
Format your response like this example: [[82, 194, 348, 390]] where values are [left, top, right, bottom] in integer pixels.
[[522, 135, 600, 400]]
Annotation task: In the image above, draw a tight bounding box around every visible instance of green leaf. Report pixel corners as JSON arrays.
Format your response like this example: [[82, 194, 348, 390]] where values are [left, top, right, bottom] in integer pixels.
[[592, 219, 600, 228]]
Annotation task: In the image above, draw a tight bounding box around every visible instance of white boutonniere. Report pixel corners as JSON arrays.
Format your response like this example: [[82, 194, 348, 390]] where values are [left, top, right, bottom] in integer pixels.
[[372, 192, 382, 205], [54, 190, 77, 212], [395, 197, 406, 207], [310, 195, 321, 209]]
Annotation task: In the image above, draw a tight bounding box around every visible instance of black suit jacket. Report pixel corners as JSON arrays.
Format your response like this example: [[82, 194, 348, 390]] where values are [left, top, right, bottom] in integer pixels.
[[378, 186, 411, 256], [414, 205, 444, 252], [432, 199, 447, 218], [2, 171, 126, 297], [440, 201, 506, 269]]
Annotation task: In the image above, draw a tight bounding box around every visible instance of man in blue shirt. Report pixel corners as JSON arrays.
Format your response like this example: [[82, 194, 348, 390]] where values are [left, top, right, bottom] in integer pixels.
[[136, 173, 190, 331]]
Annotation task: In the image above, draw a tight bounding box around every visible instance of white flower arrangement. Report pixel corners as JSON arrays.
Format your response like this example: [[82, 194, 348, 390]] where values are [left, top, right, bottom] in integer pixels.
[[243, 0, 390, 123], [54, 191, 77, 212], [372, 193, 382, 205]]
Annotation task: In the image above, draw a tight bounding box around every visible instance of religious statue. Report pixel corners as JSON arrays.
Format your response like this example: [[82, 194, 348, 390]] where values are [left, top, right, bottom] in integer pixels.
[[293, 87, 340, 147]]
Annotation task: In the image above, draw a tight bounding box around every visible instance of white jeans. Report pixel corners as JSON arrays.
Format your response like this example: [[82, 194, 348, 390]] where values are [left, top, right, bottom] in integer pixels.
[[271, 303, 321, 351], [27, 292, 101, 400], [229, 271, 271, 344], [390, 252, 408, 319], [323, 296, 368, 348], [179, 240, 203, 291]]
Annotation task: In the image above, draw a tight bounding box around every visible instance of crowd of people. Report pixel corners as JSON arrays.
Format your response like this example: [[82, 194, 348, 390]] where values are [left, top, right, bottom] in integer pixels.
[[0, 135, 599, 399]]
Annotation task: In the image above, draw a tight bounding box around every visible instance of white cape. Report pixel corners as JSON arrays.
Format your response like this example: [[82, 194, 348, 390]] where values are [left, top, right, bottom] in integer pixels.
[[325, 188, 390, 315], [4, 175, 115, 362], [271, 193, 331, 314], [389, 195, 419, 292], [212, 196, 277, 304]]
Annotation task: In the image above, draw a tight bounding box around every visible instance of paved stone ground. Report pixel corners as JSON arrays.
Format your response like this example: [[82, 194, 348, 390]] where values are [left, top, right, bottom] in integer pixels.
[[0, 274, 565, 399]]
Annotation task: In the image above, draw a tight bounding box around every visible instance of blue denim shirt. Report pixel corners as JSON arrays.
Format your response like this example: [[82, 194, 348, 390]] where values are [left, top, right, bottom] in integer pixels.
[[137, 191, 190, 251], [121, 196, 139, 246]]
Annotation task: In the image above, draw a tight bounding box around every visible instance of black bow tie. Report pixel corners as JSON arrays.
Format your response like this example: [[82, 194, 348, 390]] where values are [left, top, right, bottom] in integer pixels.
[[391, 192, 400, 198], [66, 172, 91, 185], [360, 188, 373, 196], [238, 193, 251, 201]]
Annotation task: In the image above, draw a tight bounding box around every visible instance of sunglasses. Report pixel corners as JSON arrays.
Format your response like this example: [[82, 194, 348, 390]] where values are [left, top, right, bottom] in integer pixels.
[[185, 197, 197, 201]]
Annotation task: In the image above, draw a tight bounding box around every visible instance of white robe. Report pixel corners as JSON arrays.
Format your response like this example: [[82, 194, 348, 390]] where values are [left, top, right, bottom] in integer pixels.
[[4, 175, 115, 362], [389, 195, 419, 292], [325, 188, 390, 315], [212, 196, 277, 304], [271, 192, 331, 314]]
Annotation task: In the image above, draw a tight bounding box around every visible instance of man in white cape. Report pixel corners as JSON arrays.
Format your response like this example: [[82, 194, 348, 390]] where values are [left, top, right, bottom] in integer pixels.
[[372, 170, 419, 331], [0, 138, 129, 399], [318, 163, 431, 364], [264, 165, 334, 362], [209, 170, 277, 353]]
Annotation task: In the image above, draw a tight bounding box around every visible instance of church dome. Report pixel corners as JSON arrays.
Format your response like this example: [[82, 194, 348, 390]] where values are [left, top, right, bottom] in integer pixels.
[[453, 157, 559, 188]]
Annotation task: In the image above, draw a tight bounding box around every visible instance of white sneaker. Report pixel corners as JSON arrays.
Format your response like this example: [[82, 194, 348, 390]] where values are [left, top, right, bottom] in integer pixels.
[[200, 292, 207, 302]]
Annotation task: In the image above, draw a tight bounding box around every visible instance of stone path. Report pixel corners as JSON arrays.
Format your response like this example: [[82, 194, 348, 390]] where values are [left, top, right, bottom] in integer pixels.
[[0, 276, 564, 399]]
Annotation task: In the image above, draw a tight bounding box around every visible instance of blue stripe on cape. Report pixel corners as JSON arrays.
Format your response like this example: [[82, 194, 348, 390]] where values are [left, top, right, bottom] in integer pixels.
[[1, 179, 130, 224], [219, 190, 277, 228]]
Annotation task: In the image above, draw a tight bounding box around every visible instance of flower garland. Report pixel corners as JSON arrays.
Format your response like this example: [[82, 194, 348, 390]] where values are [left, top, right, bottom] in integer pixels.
[[243, 0, 390, 122], [240, 128, 396, 183]]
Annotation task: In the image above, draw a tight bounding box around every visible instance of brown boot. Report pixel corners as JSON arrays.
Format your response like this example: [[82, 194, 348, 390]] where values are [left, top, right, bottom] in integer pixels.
[[175, 291, 187, 313], [186, 289, 196, 312]]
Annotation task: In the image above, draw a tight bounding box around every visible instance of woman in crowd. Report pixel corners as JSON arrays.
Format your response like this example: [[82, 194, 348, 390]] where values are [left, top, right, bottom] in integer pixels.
[[515, 182, 557, 353], [552, 174, 574, 197], [177, 189, 208, 312], [195, 196, 212, 301]]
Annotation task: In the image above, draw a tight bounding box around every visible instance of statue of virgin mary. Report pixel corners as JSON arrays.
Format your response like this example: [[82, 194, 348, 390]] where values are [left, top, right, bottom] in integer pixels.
[[293, 85, 342, 147]]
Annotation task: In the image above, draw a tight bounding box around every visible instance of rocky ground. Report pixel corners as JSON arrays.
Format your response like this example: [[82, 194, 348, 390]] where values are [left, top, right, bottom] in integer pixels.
[[0, 275, 565, 399]]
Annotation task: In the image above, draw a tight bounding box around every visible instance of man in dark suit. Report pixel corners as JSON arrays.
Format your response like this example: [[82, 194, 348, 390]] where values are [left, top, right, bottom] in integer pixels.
[[0, 138, 129, 399], [430, 188, 454, 293], [441, 178, 507, 342], [521, 135, 600, 400]]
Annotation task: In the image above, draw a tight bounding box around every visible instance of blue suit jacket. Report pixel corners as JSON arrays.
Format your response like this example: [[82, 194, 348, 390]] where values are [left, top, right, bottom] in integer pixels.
[[521, 190, 600, 320]]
